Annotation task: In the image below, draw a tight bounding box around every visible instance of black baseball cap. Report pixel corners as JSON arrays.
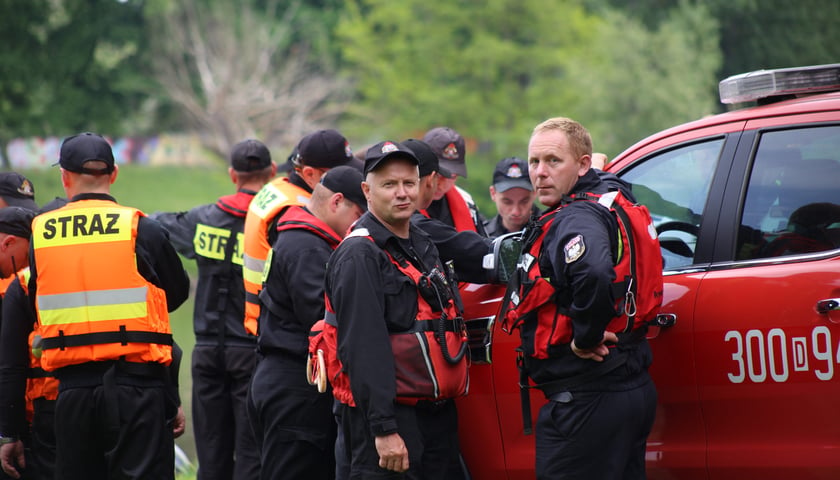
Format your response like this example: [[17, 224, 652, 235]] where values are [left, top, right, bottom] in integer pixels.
[[0, 206, 35, 239], [363, 141, 419, 175], [230, 139, 272, 172], [400, 139, 452, 178], [319, 165, 367, 211], [0, 172, 37, 210], [492, 157, 533, 193], [423, 126, 466, 178], [58, 132, 115, 175], [294, 129, 354, 169]]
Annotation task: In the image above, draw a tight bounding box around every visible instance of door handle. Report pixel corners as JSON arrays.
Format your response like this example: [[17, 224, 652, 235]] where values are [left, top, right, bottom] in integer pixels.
[[654, 313, 677, 328], [816, 298, 840, 314]]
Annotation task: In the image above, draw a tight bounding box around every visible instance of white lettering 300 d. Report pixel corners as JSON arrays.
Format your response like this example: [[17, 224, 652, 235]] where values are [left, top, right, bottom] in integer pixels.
[[725, 326, 838, 384]]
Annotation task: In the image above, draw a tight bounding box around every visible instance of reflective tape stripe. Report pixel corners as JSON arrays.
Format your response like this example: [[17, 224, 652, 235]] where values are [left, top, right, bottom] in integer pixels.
[[37, 286, 148, 326], [242, 254, 266, 285]]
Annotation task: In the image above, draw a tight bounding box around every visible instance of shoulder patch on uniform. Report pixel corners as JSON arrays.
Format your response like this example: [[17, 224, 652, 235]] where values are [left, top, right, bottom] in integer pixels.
[[564, 234, 585, 263]]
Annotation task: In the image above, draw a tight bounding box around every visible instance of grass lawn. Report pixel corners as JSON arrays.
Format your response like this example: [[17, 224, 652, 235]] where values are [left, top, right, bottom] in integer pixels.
[[15, 164, 235, 477]]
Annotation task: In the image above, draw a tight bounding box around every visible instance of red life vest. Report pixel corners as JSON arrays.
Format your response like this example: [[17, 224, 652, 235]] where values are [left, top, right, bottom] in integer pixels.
[[445, 187, 480, 233], [310, 233, 469, 406], [504, 190, 663, 359]]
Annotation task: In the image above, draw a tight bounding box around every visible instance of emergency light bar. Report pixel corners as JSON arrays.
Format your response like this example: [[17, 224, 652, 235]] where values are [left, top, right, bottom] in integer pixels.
[[719, 63, 840, 104]]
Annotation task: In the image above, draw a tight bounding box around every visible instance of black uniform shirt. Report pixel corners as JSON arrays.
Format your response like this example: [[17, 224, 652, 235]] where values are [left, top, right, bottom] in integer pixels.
[[410, 212, 491, 284], [326, 212, 453, 437], [152, 190, 256, 345], [257, 206, 339, 357]]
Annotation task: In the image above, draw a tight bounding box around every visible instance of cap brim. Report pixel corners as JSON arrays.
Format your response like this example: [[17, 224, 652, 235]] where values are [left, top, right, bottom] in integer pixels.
[[493, 179, 533, 193], [365, 152, 418, 175], [1, 196, 38, 211], [439, 159, 467, 178], [437, 165, 455, 179], [277, 159, 293, 173]]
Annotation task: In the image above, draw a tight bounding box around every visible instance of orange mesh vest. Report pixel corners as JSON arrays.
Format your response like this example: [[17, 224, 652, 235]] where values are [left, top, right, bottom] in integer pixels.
[[242, 177, 310, 335], [31, 200, 172, 371]]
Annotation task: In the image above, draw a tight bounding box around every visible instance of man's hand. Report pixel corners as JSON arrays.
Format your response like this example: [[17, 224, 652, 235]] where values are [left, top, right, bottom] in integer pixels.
[[571, 331, 619, 362], [173, 405, 186, 438], [1, 440, 25, 479], [375, 432, 409, 473]]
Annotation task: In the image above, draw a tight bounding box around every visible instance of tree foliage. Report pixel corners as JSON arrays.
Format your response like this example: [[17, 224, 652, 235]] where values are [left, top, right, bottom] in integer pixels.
[[336, 0, 720, 161], [0, 0, 149, 141], [146, 0, 352, 157], [568, 2, 721, 154]]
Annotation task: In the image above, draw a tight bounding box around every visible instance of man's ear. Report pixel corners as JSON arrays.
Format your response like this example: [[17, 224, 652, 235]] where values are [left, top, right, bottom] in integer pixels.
[[578, 154, 592, 176], [330, 193, 344, 212], [299, 166, 322, 189], [361, 181, 371, 202]]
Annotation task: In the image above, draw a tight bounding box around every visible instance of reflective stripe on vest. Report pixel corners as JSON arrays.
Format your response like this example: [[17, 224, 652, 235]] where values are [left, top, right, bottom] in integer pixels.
[[242, 178, 310, 335], [32, 201, 172, 370]]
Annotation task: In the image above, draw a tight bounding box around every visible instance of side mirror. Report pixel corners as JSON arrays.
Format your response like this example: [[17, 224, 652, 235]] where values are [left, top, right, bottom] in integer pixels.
[[483, 231, 524, 284]]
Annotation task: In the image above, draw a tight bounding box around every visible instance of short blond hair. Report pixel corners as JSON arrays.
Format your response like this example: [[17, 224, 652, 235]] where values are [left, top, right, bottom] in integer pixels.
[[532, 117, 593, 160]]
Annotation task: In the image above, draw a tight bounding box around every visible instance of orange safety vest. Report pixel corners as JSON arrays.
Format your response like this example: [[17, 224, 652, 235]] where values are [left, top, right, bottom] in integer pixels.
[[242, 177, 311, 335], [31, 200, 172, 371], [313, 232, 469, 406]]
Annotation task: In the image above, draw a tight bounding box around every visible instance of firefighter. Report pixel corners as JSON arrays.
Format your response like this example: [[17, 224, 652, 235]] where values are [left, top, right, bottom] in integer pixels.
[[242, 129, 356, 336], [247, 165, 366, 480], [422, 127, 488, 236], [483, 157, 539, 238], [152, 139, 277, 480], [325, 142, 468, 478], [508, 118, 659, 479], [0, 207, 40, 480], [0, 132, 190, 480]]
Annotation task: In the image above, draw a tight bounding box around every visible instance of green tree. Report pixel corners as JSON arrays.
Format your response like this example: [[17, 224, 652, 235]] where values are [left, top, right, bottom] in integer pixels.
[[0, 0, 150, 141], [337, 0, 720, 163], [568, 2, 721, 155]]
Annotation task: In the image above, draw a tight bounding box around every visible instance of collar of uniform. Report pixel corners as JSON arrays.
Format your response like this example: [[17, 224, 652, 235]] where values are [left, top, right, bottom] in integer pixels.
[[69, 192, 117, 203], [355, 211, 432, 252]]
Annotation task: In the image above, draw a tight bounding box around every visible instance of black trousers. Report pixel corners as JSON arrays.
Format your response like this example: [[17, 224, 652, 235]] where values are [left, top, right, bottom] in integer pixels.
[[54, 383, 174, 480], [192, 344, 259, 480], [339, 400, 460, 480], [28, 398, 56, 480], [247, 351, 337, 480], [534, 375, 657, 480]]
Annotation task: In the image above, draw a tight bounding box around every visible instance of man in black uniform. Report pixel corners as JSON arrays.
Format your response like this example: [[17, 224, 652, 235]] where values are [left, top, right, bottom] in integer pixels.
[[422, 127, 487, 236], [402, 139, 490, 284], [248, 165, 366, 480], [0, 207, 38, 480], [326, 142, 468, 479], [152, 139, 276, 480], [483, 157, 538, 238], [517, 118, 657, 479], [0, 133, 190, 480]]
